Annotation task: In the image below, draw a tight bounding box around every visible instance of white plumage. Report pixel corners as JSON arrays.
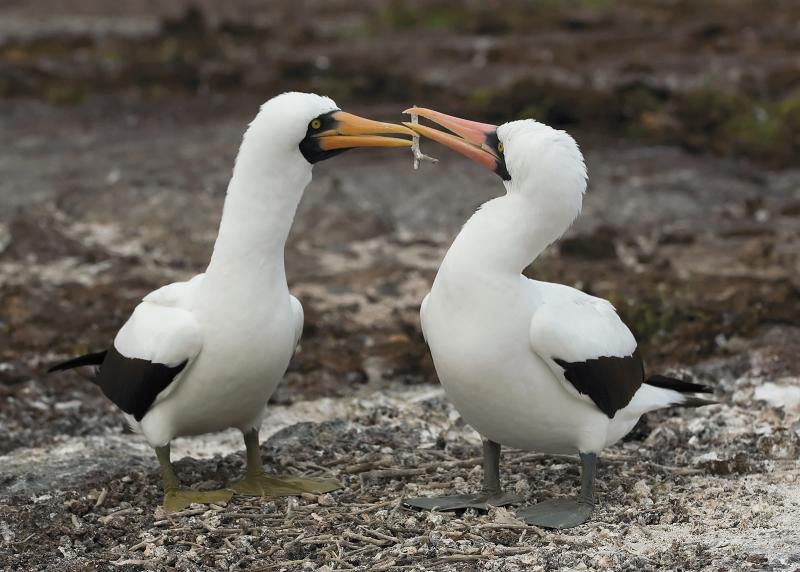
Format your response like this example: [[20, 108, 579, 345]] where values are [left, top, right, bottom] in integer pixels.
[[405, 109, 714, 528], [120, 94, 335, 447], [51, 92, 413, 511]]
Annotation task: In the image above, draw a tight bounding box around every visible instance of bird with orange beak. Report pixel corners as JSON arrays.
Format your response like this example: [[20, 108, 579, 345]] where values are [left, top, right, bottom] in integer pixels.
[[402, 107, 714, 528], [49, 93, 413, 512]]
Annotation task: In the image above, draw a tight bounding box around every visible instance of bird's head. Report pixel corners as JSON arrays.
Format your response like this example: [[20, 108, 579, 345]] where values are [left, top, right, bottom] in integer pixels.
[[246, 92, 413, 165], [404, 108, 587, 210]]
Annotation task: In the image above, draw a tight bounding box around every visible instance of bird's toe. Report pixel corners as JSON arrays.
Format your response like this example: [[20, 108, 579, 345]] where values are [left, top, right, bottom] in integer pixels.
[[516, 498, 594, 529], [231, 474, 340, 497], [162, 488, 233, 513], [404, 490, 521, 512]]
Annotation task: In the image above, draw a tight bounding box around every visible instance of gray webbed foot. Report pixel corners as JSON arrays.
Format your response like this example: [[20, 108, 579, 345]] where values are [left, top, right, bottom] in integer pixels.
[[404, 490, 521, 512], [405, 440, 520, 512], [516, 498, 593, 529]]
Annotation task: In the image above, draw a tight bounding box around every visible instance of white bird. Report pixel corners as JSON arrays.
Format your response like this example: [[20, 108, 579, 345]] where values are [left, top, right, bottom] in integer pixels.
[[49, 92, 413, 512], [403, 108, 715, 529]]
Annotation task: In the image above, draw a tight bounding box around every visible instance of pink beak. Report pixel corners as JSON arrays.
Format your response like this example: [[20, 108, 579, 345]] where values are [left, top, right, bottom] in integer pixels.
[[403, 107, 507, 178]]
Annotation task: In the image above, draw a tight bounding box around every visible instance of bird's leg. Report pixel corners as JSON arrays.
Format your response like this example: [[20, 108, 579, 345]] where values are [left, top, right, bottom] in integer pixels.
[[156, 445, 233, 513], [403, 439, 521, 511], [516, 452, 596, 529], [230, 429, 340, 497]]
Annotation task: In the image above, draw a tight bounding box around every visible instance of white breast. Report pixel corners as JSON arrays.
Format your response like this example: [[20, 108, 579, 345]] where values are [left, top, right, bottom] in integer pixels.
[[139, 292, 298, 444], [421, 280, 614, 455]]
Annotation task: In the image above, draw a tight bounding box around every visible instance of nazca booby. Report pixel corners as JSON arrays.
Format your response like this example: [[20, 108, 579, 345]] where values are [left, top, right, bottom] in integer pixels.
[[402, 108, 715, 529], [49, 92, 413, 512]]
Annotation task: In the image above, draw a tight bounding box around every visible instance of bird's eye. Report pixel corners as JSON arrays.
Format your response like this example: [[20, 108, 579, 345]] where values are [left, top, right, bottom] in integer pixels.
[[497, 142, 504, 154], [311, 119, 322, 130]]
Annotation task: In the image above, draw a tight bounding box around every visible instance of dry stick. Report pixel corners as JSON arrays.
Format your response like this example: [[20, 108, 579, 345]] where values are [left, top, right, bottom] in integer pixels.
[[344, 531, 389, 546], [362, 529, 401, 543], [202, 521, 241, 535], [495, 546, 538, 556], [13, 533, 36, 546], [246, 559, 307, 572], [329, 553, 356, 570], [128, 534, 165, 552], [94, 488, 108, 509], [220, 512, 286, 520], [366, 559, 398, 572], [476, 523, 531, 531], [98, 507, 134, 524], [111, 559, 152, 567], [357, 456, 483, 479], [344, 459, 392, 474], [410, 110, 439, 169], [435, 555, 487, 563], [299, 534, 336, 545], [346, 499, 396, 516], [508, 451, 702, 475]]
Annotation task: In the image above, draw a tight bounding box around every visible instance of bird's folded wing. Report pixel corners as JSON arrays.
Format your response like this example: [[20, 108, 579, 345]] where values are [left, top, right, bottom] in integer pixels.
[[97, 300, 203, 421], [529, 297, 643, 418], [290, 295, 304, 348]]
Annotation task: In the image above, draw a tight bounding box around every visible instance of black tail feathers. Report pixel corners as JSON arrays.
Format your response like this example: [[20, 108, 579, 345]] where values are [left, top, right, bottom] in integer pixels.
[[48, 350, 108, 373], [645, 374, 717, 407]]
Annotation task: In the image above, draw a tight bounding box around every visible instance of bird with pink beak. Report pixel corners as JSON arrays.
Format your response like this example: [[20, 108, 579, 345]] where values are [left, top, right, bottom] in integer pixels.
[[402, 107, 715, 529]]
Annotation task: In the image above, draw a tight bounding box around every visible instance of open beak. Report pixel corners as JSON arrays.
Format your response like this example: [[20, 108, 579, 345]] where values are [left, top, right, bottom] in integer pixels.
[[316, 111, 414, 150], [402, 107, 508, 179]]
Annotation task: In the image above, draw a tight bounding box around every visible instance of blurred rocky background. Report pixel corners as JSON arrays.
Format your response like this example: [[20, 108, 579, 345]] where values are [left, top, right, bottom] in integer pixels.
[[1, 1, 799, 570]]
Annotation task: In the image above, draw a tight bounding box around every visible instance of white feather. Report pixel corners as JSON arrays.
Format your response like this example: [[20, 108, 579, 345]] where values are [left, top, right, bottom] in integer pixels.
[[113, 303, 202, 367], [421, 119, 695, 455], [110, 93, 336, 448]]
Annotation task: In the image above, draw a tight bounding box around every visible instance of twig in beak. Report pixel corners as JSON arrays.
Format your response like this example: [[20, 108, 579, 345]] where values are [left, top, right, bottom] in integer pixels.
[[410, 109, 439, 170]]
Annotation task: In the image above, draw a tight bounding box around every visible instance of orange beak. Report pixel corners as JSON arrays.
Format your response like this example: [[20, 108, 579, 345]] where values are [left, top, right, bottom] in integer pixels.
[[315, 111, 414, 150]]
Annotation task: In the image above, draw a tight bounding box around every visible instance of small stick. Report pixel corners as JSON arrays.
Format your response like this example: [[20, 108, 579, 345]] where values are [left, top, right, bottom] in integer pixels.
[[410, 109, 439, 169], [94, 488, 108, 509]]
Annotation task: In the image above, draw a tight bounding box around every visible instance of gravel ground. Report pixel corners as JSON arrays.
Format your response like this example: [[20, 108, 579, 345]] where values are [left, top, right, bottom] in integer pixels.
[[2, 376, 799, 571]]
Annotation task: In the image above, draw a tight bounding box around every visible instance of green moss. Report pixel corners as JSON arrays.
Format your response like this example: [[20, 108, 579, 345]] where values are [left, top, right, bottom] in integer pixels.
[[676, 86, 751, 133], [671, 86, 799, 165], [374, 1, 469, 32], [43, 81, 85, 105], [724, 106, 781, 151]]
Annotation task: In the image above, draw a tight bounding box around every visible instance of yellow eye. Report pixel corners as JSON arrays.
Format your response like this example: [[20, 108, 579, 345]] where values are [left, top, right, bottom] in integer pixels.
[[311, 119, 321, 129], [497, 142, 504, 153]]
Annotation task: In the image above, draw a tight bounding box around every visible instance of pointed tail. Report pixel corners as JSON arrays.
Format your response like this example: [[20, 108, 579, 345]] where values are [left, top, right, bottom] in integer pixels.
[[48, 350, 108, 373], [644, 374, 717, 408]]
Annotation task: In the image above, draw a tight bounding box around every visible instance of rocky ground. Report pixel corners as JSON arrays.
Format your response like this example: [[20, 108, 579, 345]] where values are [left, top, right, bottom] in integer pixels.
[[2, 1, 800, 571]]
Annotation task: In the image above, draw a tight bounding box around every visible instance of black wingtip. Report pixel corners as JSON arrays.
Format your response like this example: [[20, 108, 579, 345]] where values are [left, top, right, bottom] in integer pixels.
[[47, 350, 108, 373], [645, 374, 713, 394], [681, 395, 718, 408]]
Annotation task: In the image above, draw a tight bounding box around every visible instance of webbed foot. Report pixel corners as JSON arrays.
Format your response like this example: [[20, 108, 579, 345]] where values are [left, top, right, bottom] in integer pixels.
[[162, 488, 233, 513], [230, 473, 340, 497], [516, 498, 593, 529], [404, 490, 521, 511]]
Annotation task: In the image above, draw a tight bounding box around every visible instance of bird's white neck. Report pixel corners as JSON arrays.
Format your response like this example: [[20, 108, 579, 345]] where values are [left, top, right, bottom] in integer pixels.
[[440, 192, 576, 280], [201, 137, 311, 299]]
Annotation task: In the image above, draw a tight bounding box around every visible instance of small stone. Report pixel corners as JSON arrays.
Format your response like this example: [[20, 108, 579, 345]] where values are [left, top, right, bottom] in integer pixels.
[[595, 555, 614, 568], [632, 480, 651, 499]]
